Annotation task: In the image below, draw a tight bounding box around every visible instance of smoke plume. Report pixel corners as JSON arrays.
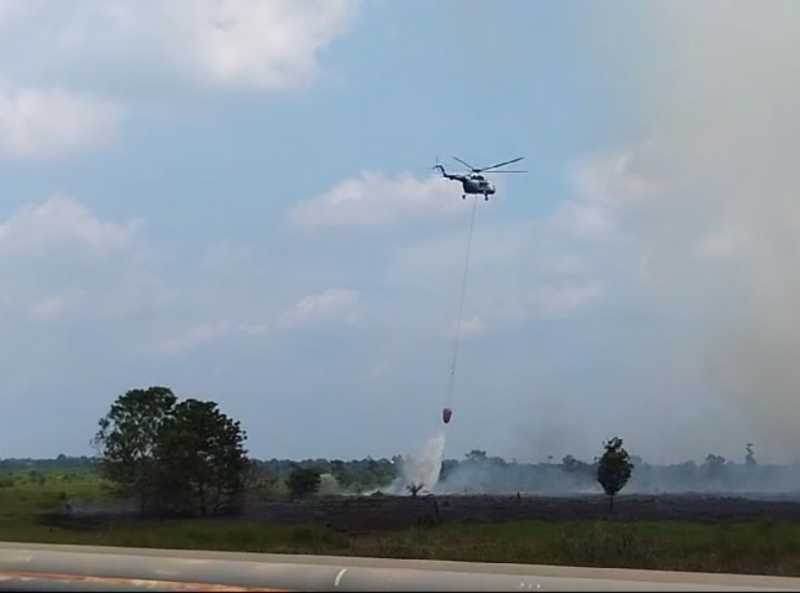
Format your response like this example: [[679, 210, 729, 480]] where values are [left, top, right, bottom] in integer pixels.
[[509, 2, 800, 464], [394, 430, 446, 494]]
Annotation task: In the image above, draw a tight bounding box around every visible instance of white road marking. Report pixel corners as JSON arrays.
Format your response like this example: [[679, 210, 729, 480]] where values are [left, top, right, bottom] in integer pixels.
[[333, 568, 348, 588]]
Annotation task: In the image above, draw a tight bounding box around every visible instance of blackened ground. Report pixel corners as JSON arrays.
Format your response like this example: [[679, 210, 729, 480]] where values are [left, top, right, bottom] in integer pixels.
[[40, 493, 800, 534], [246, 493, 800, 534]]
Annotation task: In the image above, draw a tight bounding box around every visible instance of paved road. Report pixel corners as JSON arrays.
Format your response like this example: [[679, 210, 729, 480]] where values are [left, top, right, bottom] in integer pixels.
[[1, 542, 799, 591]]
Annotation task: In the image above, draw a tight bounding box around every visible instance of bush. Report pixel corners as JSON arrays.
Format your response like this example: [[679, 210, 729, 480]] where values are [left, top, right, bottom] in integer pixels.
[[287, 467, 321, 499]]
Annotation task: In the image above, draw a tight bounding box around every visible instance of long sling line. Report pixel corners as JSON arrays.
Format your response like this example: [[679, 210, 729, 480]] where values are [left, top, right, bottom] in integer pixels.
[[445, 195, 479, 413]]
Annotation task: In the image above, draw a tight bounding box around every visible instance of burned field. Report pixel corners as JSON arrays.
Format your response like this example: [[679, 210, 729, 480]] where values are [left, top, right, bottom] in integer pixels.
[[247, 493, 800, 533], [41, 493, 800, 534], [24, 493, 800, 576]]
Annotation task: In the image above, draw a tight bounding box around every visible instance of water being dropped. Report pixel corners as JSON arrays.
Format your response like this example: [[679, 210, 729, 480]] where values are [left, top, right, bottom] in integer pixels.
[[399, 430, 446, 494]]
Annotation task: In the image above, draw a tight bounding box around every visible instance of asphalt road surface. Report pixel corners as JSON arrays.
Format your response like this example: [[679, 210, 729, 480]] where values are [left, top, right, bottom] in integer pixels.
[[1, 542, 799, 591]]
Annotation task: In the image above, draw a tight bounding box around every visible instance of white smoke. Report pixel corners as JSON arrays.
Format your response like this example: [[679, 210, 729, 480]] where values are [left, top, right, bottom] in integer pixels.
[[615, 2, 800, 462], [394, 430, 446, 494], [509, 2, 800, 465]]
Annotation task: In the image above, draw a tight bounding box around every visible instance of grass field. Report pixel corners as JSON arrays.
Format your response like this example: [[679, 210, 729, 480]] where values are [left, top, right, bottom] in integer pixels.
[[0, 469, 109, 514], [2, 470, 799, 577]]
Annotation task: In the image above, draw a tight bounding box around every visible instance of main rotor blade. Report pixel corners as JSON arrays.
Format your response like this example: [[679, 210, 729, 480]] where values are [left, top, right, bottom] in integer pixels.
[[486, 170, 527, 173], [479, 156, 525, 172], [453, 156, 478, 171]]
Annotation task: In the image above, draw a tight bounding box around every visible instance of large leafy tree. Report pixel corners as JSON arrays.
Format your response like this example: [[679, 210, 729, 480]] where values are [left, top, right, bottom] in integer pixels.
[[157, 399, 248, 516], [94, 388, 248, 516], [596, 436, 634, 513], [93, 387, 177, 512]]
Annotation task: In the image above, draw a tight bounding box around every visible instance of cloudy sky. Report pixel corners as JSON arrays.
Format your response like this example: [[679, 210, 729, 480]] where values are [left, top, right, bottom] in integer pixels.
[[2, 1, 799, 464]]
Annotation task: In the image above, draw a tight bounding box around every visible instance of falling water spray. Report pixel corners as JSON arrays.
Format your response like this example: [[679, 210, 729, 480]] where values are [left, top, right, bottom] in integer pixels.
[[396, 430, 447, 494]]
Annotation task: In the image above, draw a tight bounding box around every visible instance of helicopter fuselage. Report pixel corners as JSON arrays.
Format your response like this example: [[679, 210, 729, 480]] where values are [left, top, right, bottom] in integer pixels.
[[461, 174, 495, 196], [434, 164, 501, 199]]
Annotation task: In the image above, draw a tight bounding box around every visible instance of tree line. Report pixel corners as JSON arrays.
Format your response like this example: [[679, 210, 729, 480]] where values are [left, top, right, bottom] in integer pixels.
[[437, 446, 796, 496], [4, 385, 792, 517], [86, 386, 630, 514]]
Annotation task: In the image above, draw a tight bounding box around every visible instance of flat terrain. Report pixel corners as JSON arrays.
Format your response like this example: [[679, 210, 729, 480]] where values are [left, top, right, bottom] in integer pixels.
[[3, 471, 800, 577], [245, 493, 800, 533]]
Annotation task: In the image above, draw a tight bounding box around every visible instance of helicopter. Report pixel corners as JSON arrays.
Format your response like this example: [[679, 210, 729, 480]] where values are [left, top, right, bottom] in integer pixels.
[[434, 156, 526, 200]]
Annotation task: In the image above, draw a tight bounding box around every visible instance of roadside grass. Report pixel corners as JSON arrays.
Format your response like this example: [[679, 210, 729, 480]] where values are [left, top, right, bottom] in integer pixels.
[[359, 520, 800, 576], [2, 515, 799, 577]]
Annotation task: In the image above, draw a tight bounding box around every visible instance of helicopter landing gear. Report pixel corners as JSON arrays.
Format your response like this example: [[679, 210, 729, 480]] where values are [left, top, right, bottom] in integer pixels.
[[484, 193, 489, 201], [462, 194, 466, 200]]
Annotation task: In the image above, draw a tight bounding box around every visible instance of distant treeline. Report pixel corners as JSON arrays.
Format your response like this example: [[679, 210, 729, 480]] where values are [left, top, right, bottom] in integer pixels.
[[6, 449, 800, 495], [0, 455, 96, 471], [251, 457, 396, 494], [437, 451, 800, 494]]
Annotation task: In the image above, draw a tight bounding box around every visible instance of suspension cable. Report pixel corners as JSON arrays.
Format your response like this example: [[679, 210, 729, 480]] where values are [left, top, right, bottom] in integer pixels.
[[445, 195, 479, 410]]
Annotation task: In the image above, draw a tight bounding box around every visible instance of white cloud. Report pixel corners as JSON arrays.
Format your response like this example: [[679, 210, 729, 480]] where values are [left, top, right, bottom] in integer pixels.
[[526, 282, 603, 319], [279, 288, 361, 328], [569, 150, 652, 205], [0, 1, 27, 24], [201, 240, 254, 269], [159, 288, 361, 355], [29, 294, 75, 322], [387, 223, 532, 286], [0, 195, 136, 256], [0, 196, 170, 326], [289, 173, 460, 230], [159, 320, 234, 356], [367, 360, 391, 380], [384, 186, 612, 331], [553, 201, 615, 240], [553, 148, 654, 240], [448, 316, 487, 339], [159, 318, 272, 356], [0, 2, 357, 157], [0, 85, 120, 159], [0, 1, 358, 92], [695, 226, 749, 259], [174, 0, 358, 90]]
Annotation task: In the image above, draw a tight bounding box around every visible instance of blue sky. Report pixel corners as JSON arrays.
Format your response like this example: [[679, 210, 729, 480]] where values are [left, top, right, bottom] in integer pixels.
[[1, 1, 799, 464]]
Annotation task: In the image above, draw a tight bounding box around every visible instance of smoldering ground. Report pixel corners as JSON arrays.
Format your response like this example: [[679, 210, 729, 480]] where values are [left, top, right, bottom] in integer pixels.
[[433, 455, 800, 496]]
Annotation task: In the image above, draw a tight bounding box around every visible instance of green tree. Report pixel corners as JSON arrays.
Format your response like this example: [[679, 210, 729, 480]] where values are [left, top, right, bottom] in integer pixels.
[[562, 454, 580, 472], [465, 449, 487, 463], [93, 387, 177, 513], [94, 387, 248, 516], [287, 466, 321, 499], [703, 453, 726, 480], [156, 399, 249, 516], [596, 437, 634, 513]]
